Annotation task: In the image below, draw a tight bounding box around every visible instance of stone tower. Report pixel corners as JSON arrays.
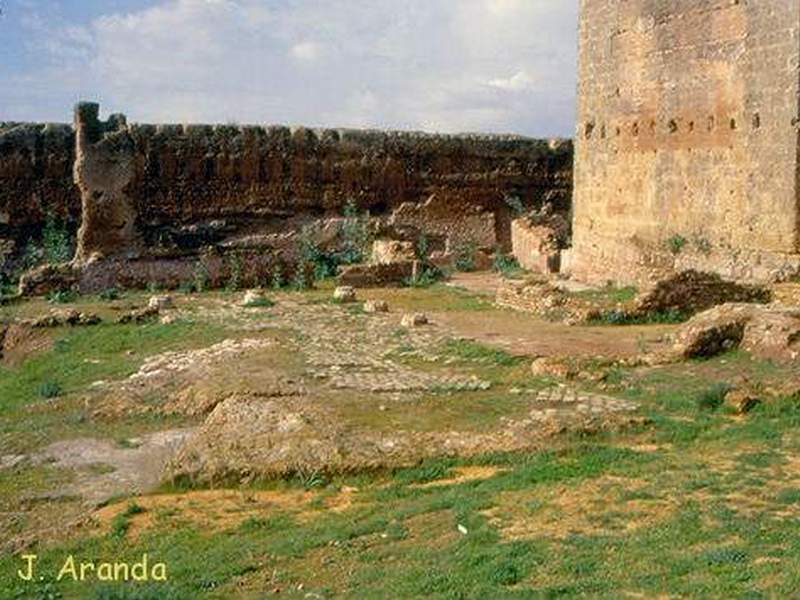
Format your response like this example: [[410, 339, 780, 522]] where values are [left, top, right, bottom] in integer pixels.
[[569, 0, 800, 285]]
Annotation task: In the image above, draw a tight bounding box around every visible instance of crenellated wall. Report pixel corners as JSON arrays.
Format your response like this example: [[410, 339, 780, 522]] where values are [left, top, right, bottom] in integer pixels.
[[0, 104, 573, 278]]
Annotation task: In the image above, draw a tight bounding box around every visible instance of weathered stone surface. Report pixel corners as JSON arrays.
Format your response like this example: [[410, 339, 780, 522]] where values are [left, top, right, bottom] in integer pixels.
[[73, 103, 141, 263], [371, 240, 416, 265], [571, 1, 800, 286], [333, 286, 357, 303], [670, 303, 800, 361], [364, 299, 389, 313], [2, 106, 572, 278], [118, 306, 160, 324], [148, 295, 174, 310], [401, 313, 428, 327], [337, 261, 415, 288], [633, 270, 771, 318]]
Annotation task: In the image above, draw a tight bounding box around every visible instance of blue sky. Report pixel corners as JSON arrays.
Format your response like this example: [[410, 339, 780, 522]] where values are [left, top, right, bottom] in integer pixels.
[[1, 0, 578, 136]]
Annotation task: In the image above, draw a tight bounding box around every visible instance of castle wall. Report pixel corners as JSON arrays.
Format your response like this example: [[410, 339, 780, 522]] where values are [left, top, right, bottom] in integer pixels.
[[571, 0, 800, 285], [0, 108, 573, 273]]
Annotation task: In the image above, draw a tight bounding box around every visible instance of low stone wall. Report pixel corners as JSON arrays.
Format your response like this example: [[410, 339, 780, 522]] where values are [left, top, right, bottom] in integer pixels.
[[337, 261, 416, 288], [510, 218, 561, 274]]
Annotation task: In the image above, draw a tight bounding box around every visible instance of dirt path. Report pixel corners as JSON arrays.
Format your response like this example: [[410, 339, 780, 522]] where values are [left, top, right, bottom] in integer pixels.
[[32, 429, 194, 506], [434, 310, 675, 359]]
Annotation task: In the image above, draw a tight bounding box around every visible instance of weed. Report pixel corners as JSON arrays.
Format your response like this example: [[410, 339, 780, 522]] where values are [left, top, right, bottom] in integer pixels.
[[226, 252, 244, 291], [667, 234, 689, 255], [37, 381, 62, 399], [98, 288, 122, 302], [46, 289, 76, 304], [244, 297, 275, 308], [340, 199, 372, 265], [296, 467, 327, 490], [504, 194, 526, 217], [454, 241, 478, 272], [493, 248, 524, 278], [695, 382, 733, 411], [443, 339, 522, 366], [42, 215, 74, 264]]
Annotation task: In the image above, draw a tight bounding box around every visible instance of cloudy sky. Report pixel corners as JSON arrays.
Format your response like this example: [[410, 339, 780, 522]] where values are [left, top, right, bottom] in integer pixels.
[[1, 0, 578, 136]]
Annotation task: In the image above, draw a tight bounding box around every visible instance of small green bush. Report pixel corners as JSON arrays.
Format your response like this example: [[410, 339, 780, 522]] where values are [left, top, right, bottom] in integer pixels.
[[46, 289, 77, 304], [695, 383, 733, 411], [493, 249, 523, 278], [42, 215, 74, 263], [38, 381, 63, 399], [667, 234, 688, 255], [454, 241, 478, 272], [98, 288, 122, 301]]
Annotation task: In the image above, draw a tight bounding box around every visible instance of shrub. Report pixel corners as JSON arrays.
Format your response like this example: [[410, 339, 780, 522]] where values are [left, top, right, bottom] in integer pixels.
[[38, 381, 63, 399], [340, 199, 372, 265], [46, 289, 77, 304], [193, 261, 210, 293], [271, 268, 284, 290], [667, 234, 688, 255], [403, 265, 442, 288], [42, 215, 74, 263], [454, 241, 478, 272], [504, 194, 526, 217], [297, 224, 338, 281], [98, 288, 121, 301], [493, 249, 523, 278], [695, 382, 733, 411], [226, 252, 244, 291]]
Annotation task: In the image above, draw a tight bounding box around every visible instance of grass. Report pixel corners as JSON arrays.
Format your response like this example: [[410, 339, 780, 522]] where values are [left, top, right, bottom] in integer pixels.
[[3, 287, 800, 598], [243, 297, 275, 308], [441, 339, 523, 367]]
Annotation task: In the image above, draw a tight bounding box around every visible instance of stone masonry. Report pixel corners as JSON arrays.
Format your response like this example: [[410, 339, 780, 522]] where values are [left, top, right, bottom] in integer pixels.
[[570, 0, 800, 286]]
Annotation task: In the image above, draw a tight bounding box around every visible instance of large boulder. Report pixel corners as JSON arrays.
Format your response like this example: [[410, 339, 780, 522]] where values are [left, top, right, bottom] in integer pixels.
[[634, 270, 770, 318], [670, 303, 800, 361], [371, 239, 416, 265]]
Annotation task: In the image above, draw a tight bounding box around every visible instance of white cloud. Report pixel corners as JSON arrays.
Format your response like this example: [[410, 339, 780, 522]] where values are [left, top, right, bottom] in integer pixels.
[[9, 0, 579, 136], [290, 41, 321, 62], [488, 70, 537, 92]]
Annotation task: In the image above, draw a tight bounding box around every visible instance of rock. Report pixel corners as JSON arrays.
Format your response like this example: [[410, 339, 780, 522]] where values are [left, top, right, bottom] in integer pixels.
[[371, 240, 416, 265], [148, 295, 174, 310], [23, 310, 101, 328], [634, 270, 770, 318], [333, 286, 357, 303], [337, 262, 415, 288], [118, 306, 159, 324], [530, 356, 576, 379], [160, 314, 178, 325], [241, 290, 266, 306], [725, 389, 761, 415], [401, 313, 428, 327], [364, 299, 389, 313], [670, 303, 800, 361]]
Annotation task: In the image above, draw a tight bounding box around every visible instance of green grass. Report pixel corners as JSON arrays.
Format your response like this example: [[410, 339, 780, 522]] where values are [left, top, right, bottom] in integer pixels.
[[3, 288, 800, 598], [441, 339, 523, 367], [0, 320, 226, 414]]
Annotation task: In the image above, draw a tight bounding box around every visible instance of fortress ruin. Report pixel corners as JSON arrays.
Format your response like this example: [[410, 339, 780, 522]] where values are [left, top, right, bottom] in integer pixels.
[[1, 1, 800, 291], [569, 0, 800, 285]]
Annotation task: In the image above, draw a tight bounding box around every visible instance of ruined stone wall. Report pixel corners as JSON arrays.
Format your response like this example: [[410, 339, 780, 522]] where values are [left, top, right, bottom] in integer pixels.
[[0, 107, 573, 276], [571, 0, 800, 285], [0, 123, 79, 264]]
